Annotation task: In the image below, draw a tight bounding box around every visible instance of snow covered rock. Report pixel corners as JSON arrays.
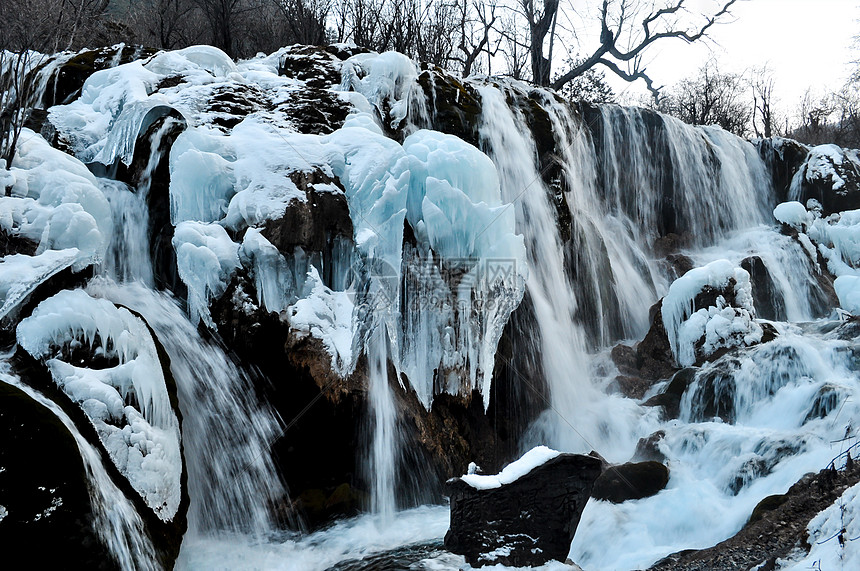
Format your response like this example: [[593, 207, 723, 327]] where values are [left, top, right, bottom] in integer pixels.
[[445, 446, 602, 567], [662, 259, 764, 367], [789, 144, 860, 216]]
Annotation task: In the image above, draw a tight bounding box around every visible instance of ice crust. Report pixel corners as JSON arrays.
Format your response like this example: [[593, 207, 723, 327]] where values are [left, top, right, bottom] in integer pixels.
[[460, 446, 561, 490], [42, 45, 528, 405], [662, 259, 761, 367], [16, 289, 182, 521]]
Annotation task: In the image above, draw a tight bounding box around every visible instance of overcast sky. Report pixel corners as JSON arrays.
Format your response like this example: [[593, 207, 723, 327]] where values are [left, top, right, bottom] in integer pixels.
[[601, 0, 859, 113]]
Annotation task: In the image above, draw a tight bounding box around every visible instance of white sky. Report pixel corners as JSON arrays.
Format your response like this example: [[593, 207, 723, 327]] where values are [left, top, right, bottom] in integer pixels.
[[597, 0, 859, 113]]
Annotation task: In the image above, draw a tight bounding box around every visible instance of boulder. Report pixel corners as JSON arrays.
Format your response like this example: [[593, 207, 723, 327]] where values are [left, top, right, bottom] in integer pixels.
[[591, 461, 670, 503], [791, 145, 860, 216], [642, 368, 697, 420], [445, 450, 602, 567], [0, 381, 115, 569]]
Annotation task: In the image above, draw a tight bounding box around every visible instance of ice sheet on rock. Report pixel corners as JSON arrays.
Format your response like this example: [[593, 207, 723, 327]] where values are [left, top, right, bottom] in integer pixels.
[[662, 259, 761, 367], [460, 446, 561, 490], [48, 62, 161, 163], [239, 228, 294, 314], [1, 129, 111, 268], [288, 267, 355, 376], [145, 45, 238, 79], [0, 250, 80, 323], [169, 127, 238, 224], [16, 289, 182, 521], [173, 221, 240, 326]]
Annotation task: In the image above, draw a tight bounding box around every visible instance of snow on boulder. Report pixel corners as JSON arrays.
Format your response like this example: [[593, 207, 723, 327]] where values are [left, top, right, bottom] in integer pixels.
[[16, 289, 183, 523], [773, 201, 813, 231], [445, 446, 602, 567], [789, 144, 860, 216], [662, 259, 763, 367]]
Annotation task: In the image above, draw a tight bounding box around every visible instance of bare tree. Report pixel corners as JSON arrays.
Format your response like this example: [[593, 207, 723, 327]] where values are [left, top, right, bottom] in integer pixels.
[[751, 66, 779, 138], [659, 60, 751, 136], [514, 0, 738, 95], [454, 0, 499, 77], [1, 51, 38, 173]]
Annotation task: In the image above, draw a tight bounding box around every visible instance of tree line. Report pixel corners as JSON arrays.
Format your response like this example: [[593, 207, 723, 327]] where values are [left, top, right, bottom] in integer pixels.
[[0, 0, 737, 95], [651, 59, 860, 148]]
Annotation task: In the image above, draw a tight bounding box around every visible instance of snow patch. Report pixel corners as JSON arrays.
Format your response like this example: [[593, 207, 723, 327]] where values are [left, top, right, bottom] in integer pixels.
[[460, 446, 561, 490]]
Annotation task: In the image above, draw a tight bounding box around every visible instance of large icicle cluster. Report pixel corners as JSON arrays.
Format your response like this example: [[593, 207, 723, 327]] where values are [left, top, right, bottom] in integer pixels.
[[17, 289, 182, 521], [45, 45, 527, 407]]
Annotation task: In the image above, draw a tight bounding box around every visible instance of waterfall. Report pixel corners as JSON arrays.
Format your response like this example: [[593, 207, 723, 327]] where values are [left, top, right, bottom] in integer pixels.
[[366, 322, 398, 519]]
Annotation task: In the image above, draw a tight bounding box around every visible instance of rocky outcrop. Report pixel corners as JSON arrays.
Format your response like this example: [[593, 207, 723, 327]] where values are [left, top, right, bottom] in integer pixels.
[[591, 461, 670, 503], [791, 145, 860, 216], [445, 453, 602, 567], [649, 461, 860, 571], [755, 137, 809, 205]]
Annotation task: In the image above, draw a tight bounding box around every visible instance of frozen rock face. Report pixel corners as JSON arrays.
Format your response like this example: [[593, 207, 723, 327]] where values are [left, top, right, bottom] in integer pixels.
[[445, 448, 602, 567], [790, 144, 860, 216], [16, 290, 186, 525]]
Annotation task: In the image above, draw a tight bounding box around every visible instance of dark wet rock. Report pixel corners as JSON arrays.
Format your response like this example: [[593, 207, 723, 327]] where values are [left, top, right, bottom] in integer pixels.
[[643, 368, 697, 420], [686, 359, 740, 423], [0, 227, 38, 257], [591, 461, 669, 503], [664, 253, 694, 281], [415, 68, 483, 147], [611, 343, 639, 375], [648, 462, 860, 571], [274, 87, 350, 134], [278, 45, 342, 88], [612, 375, 653, 400], [635, 300, 679, 382], [632, 431, 667, 463], [261, 179, 353, 253], [741, 255, 786, 321], [323, 44, 372, 60], [0, 381, 117, 569], [804, 383, 843, 422], [755, 137, 810, 204], [445, 453, 602, 567], [205, 84, 269, 129], [324, 541, 450, 571]]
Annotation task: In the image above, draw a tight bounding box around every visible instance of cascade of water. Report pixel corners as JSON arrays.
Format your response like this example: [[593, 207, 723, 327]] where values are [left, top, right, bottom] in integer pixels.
[[366, 321, 398, 520], [0, 372, 158, 570], [86, 279, 289, 537], [100, 117, 181, 286], [476, 85, 643, 459]]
